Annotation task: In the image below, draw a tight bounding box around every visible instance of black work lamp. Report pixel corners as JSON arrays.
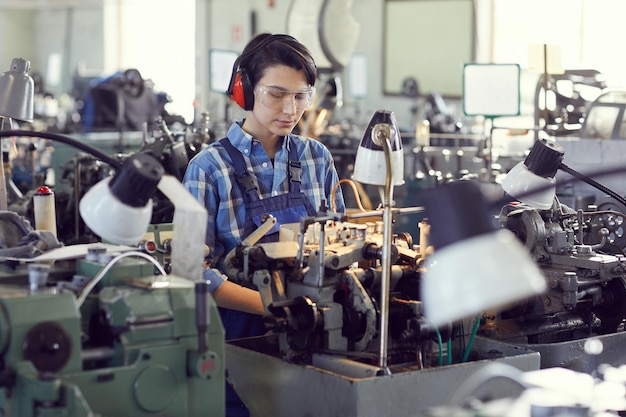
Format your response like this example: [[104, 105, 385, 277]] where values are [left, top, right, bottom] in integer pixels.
[[501, 138, 564, 209], [502, 138, 626, 210], [79, 153, 164, 246], [352, 110, 404, 186]]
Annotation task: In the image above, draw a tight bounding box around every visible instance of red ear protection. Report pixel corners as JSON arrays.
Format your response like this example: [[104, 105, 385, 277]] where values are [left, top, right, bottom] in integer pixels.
[[227, 67, 255, 111], [226, 34, 297, 111]]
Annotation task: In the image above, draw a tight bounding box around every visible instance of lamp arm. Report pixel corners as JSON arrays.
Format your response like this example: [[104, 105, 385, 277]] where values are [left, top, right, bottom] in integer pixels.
[[494, 165, 626, 215], [559, 162, 626, 207], [0, 130, 123, 170], [383, 141, 392, 205], [377, 124, 394, 372]]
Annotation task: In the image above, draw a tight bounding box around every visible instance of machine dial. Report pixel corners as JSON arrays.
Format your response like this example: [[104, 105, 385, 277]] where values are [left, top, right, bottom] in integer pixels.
[[22, 321, 72, 373]]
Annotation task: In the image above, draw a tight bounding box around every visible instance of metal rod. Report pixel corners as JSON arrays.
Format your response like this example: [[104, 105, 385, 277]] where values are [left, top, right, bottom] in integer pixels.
[[316, 221, 326, 287], [0, 119, 8, 210], [346, 206, 424, 220], [373, 124, 394, 372]]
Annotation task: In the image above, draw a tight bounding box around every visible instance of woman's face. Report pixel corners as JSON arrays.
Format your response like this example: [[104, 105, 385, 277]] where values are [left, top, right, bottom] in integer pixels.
[[244, 64, 313, 142]]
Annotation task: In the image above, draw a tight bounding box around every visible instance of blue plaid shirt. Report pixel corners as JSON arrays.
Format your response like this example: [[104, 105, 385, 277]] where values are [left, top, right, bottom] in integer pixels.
[[183, 121, 345, 291]]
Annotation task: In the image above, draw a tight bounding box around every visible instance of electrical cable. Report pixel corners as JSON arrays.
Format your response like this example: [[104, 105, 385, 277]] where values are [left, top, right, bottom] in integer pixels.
[[0, 130, 123, 169], [462, 314, 481, 363], [434, 326, 443, 366], [559, 162, 626, 208], [76, 250, 167, 307], [458, 321, 466, 362], [331, 178, 369, 213]]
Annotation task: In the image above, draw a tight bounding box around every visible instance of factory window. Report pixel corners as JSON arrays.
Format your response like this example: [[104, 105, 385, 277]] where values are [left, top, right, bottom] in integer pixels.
[[584, 106, 619, 139], [491, 0, 626, 90], [103, 0, 195, 123]]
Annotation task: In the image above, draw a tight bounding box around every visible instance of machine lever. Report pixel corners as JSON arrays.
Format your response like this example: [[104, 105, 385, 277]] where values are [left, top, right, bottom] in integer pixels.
[[195, 281, 209, 353]]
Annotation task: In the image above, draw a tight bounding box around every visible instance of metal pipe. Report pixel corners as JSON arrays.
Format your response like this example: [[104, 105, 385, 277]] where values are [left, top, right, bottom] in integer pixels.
[[81, 347, 115, 363], [316, 221, 326, 287], [373, 123, 394, 372], [346, 206, 424, 220]]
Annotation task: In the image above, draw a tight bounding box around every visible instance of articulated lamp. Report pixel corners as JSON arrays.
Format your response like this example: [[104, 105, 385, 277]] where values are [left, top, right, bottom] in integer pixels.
[[501, 138, 563, 209], [0, 126, 207, 281], [79, 151, 208, 282], [421, 180, 547, 327], [352, 109, 404, 370], [352, 110, 404, 187], [502, 138, 626, 209], [0, 58, 35, 210]]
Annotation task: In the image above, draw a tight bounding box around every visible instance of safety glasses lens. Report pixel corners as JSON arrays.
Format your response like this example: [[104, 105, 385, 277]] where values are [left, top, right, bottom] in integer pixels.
[[256, 84, 314, 111]]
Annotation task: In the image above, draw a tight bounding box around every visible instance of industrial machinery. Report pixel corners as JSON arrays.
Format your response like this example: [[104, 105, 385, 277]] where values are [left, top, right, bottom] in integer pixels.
[[482, 196, 626, 369], [223, 210, 540, 417], [533, 69, 606, 138], [3, 116, 211, 245], [224, 212, 425, 364], [0, 244, 225, 417], [0, 126, 224, 416]]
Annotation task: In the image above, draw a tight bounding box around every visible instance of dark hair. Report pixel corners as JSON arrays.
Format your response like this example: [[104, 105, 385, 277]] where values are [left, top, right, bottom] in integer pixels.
[[236, 33, 317, 88]]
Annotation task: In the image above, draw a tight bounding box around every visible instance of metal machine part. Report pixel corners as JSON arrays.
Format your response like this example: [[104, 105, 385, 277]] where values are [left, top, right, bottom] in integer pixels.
[[483, 198, 626, 349], [139, 223, 175, 273], [534, 69, 606, 138], [225, 214, 428, 365], [588, 196, 626, 251], [0, 246, 224, 417], [222, 212, 541, 417]]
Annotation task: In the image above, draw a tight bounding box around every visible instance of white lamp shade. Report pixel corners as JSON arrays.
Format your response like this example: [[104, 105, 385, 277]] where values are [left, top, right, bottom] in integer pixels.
[[501, 162, 556, 209], [422, 228, 547, 327], [352, 146, 404, 186], [79, 177, 154, 246], [353, 110, 405, 186]]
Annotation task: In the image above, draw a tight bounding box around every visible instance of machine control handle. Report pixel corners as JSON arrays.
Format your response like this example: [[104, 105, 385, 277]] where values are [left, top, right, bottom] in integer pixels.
[[195, 281, 209, 353]]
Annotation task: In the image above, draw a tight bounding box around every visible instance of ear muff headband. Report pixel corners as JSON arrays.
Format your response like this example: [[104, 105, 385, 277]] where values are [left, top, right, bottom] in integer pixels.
[[226, 34, 296, 111]]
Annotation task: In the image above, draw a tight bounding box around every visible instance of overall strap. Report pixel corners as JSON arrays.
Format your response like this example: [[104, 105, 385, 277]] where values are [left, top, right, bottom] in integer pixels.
[[219, 137, 260, 202], [287, 137, 302, 193], [221, 136, 303, 197]]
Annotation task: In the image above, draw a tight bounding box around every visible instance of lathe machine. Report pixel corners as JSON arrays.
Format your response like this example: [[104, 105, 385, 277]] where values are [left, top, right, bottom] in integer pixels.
[[221, 179, 626, 417], [222, 208, 540, 417], [481, 194, 626, 370], [0, 243, 224, 417]]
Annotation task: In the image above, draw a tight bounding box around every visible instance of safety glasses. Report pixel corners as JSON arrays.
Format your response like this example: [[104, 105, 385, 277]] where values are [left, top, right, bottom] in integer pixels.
[[255, 82, 315, 112]]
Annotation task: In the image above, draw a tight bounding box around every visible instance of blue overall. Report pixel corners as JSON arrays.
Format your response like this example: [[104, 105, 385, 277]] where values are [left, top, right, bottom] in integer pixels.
[[220, 137, 317, 416]]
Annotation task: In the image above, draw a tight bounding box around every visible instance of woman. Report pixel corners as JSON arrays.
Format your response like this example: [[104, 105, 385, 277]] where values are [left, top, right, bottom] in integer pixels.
[[183, 32, 345, 416]]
